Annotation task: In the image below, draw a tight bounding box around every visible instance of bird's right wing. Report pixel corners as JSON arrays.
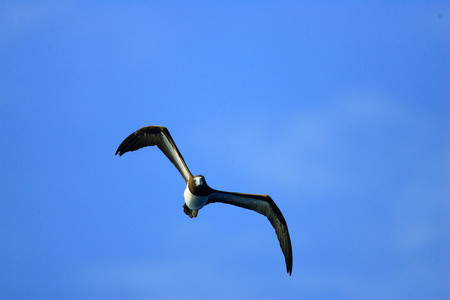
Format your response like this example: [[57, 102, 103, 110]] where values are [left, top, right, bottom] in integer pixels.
[[207, 190, 293, 275], [115, 126, 192, 183]]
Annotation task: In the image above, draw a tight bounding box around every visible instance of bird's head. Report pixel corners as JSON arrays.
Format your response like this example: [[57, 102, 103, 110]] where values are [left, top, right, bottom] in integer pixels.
[[193, 175, 205, 187], [189, 175, 213, 196]]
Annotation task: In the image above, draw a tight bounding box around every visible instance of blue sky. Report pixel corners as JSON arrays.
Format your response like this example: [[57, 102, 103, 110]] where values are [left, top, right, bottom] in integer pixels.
[[0, 1, 448, 299]]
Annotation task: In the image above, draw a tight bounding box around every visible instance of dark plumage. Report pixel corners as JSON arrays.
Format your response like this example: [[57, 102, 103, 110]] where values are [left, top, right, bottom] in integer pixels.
[[116, 125, 293, 275]]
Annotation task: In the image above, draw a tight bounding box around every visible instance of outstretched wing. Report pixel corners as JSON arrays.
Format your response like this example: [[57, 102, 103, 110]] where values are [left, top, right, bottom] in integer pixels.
[[115, 126, 192, 183], [207, 191, 293, 275]]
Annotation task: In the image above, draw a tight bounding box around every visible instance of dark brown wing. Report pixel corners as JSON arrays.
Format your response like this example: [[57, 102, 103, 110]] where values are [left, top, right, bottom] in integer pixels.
[[116, 126, 192, 183], [207, 191, 293, 275]]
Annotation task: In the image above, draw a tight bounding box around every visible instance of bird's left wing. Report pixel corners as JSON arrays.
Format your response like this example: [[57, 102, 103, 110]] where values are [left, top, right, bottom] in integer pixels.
[[207, 191, 293, 275], [115, 126, 192, 183]]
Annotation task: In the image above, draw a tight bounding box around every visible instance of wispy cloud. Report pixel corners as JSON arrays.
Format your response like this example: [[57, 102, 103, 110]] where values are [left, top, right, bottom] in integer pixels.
[[226, 89, 444, 196]]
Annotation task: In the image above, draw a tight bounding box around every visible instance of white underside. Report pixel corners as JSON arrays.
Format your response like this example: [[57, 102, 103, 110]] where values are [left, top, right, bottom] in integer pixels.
[[184, 185, 208, 210]]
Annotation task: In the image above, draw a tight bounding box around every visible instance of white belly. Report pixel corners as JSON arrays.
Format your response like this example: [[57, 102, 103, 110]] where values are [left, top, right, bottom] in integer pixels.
[[184, 185, 208, 210]]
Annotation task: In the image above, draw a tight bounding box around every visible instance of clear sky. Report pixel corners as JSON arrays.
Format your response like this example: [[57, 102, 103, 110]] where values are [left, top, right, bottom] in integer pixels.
[[0, 1, 448, 299]]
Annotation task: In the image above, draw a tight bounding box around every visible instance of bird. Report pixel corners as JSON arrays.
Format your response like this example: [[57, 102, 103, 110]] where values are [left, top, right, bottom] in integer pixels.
[[115, 125, 293, 275]]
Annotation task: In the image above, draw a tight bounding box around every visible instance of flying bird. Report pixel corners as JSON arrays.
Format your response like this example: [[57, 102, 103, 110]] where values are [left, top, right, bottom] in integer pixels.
[[115, 125, 293, 275]]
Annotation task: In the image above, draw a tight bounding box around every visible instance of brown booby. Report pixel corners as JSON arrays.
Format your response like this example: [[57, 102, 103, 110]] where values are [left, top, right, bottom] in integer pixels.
[[115, 126, 293, 275]]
